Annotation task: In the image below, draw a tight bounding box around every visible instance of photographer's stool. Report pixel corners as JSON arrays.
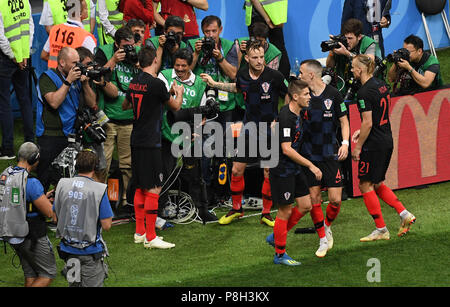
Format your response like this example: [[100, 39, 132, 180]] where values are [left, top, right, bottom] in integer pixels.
[[415, 0, 450, 58]]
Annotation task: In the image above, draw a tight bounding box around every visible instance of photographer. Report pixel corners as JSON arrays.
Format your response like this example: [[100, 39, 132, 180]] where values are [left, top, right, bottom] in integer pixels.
[[158, 48, 218, 223], [387, 35, 443, 96], [40, 0, 97, 69], [37, 46, 96, 191], [188, 15, 239, 124], [0, 142, 56, 287], [145, 15, 187, 72], [53, 149, 113, 287], [326, 18, 381, 95], [94, 26, 141, 202], [341, 0, 392, 58], [126, 19, 147, 47], [75, 47, 116, 183]]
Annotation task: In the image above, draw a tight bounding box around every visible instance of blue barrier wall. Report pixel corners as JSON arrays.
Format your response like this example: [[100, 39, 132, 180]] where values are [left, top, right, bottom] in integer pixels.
[[12, 0, 450, 117]]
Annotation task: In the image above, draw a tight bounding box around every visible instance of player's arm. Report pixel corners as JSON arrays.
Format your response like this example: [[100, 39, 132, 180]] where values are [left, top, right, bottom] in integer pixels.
[[281, 142, 322, 180], [337, 115, 350, 161], [351, 111, 372, 161], [187, 0, 209, 10], [200, 73, 239, 93]]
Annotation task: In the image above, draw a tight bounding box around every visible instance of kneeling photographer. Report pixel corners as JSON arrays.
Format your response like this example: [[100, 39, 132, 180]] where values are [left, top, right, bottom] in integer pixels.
[[37, 47, 97, 191], [325, 18, 382, 96], [94, 26, 141, 203], [158, 48, 219, 223], [387, 35, 444, 96]]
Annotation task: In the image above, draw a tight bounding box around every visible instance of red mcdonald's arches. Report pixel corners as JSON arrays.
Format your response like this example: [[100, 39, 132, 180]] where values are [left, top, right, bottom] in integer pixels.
[[348, 88, 450, 197]]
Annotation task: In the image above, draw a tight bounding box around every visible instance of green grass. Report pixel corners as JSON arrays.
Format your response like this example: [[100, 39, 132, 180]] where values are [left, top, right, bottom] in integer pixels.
[[1, 49, 450, 288]]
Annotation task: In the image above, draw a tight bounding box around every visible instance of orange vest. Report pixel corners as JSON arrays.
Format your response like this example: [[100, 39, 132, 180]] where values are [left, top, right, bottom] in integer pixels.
[[48, 23, 97, 68]]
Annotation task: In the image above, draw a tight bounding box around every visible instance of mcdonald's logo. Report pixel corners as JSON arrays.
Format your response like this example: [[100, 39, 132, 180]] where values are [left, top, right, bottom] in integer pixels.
[[386, 89, 450, 188]]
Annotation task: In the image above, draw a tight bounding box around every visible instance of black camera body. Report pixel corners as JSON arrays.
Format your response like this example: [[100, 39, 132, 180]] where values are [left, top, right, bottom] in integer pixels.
[[386, 48, 410, 64], [75, 62, 111, 82], [123, 44, 139, 64], [76, 108, 107, 145], [203, 88, 220, 119], [321, 34, 348, 52], [343, 77, 361, 102], [201, 37, 216, 58], [165, 31, 181, 51]]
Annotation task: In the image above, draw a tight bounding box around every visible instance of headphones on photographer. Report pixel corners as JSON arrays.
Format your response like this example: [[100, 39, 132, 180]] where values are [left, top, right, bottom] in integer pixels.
[[27, 144, 40, 165]]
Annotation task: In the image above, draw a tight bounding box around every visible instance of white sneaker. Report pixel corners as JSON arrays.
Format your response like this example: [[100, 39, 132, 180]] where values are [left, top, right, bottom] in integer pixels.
[[144, 236, 175, 249], [315, 241, 329, 258], [134, 233, 163, 244], [360, 228, 390, 242], [324, 225, 334, 250]]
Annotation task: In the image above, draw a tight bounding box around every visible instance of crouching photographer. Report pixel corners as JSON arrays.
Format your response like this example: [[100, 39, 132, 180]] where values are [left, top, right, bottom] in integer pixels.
[[387, 35, 444, 96], [158, 48, 219, 224], [325, 18, 382, 96], [37, 47, 97, 191]]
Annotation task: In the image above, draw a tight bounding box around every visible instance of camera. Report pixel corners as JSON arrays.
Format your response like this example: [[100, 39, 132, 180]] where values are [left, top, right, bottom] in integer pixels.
[[75, 62, 111, 82], [203, 88, 220, 119], [343, 77, 361, 102], [165, 31, 181, 51], [201, 36, 216, 58], [321, 34, 348, 52], [386, 48, 410, 64], [76, 108, 107, 145], [322, 67, 336, 86], [122, 44, 139, 64]]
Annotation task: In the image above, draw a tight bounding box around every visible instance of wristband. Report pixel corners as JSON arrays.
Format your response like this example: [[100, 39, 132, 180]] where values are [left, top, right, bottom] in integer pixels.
[[408, 67, 414, 74], [216, 56, 224, 63], [342, 140, 349, 146], [63, 80, 71, 87]]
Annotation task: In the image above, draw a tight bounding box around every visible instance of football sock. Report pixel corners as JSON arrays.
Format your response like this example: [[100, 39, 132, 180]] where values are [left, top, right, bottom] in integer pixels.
[[325, 201, 341, 227], [362, 190, 386, 228], [375, 183, 406, 215], [144, 192, 159, 241], [134, 188, 146, 235], [287, 206, 305, 231], [310, 202, 326, 238], [261, 177, 272, 214], [230, 175, 244, 211], [274, 217, 288, 255]]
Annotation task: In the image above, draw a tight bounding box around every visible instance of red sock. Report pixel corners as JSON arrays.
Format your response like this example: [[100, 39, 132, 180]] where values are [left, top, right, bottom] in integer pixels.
[[375, 183, 405, 214], [230, 175, 244, 211], [144, 192, 159, 241], [274, 217, 288, 255], [134, 188, 146, 235], [261, 177, 272, 214], [310, 203, 326, 238], [325, 201, 341, 227], [362, 190, 386, 228], [287, 207, 305, 231]]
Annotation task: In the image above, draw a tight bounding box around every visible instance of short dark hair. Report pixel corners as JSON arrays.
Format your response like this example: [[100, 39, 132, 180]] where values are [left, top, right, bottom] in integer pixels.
[[75, 149, 98, 173], [138, 46, 156, 68], [201, 15, 222, 30], [76, 46, 93, 63], [126, 18, 146, 29], [404, 34, 424, 51], [249, 22, 269, 39], [246, 39, 264, 54], [173, 48, 193, 66], [288, 79, 309, 99], [165, 15, 185, 32], [342, 18, 363, 37], [114, 26, 134, 45]]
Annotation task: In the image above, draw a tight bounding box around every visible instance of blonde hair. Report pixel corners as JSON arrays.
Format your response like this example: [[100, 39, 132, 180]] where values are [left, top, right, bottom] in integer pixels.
[[353, 54, 375, 75]]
